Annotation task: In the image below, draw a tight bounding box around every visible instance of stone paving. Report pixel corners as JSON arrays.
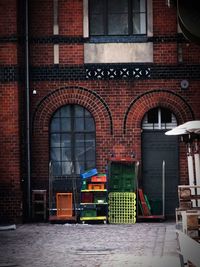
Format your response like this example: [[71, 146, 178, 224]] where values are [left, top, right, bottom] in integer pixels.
[[0, 222, 180, 267]]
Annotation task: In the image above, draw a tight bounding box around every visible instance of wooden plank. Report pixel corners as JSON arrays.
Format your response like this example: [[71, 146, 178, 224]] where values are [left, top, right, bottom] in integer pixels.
[[138, 189, 151, 216]]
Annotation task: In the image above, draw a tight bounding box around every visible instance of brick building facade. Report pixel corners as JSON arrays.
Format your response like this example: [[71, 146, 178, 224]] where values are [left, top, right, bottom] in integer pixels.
[[0, 0, 200, 223]]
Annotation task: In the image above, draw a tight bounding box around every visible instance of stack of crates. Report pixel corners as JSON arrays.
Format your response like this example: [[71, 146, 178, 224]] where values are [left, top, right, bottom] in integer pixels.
[[80, 169, 108, 223], [108, 160, 137, 224], [108, 192, 136, 224], [108, 161, 136, 192]]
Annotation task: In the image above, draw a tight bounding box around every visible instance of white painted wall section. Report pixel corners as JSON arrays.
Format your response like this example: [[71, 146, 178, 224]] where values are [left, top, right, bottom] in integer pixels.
[[84, 43, 153, 63]]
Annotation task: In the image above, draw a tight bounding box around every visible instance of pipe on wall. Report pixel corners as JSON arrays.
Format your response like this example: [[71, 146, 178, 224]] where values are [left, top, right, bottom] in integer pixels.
[[25, 0, 31, 219]]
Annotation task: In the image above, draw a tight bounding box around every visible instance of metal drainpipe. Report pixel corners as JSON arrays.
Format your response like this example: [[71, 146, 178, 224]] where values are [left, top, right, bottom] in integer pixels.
[[25, 0, 31, 219]]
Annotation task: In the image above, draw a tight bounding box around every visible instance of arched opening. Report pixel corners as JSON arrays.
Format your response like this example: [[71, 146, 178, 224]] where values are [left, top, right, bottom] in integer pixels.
[[141, 107, 179, 218], [49, 104, 96, 220]]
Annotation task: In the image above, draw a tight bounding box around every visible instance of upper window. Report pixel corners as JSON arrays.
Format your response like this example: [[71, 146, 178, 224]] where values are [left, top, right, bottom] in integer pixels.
[[50, 105, 96, 177], [89, 0, 147, 36], [142, 107, 177, 130]]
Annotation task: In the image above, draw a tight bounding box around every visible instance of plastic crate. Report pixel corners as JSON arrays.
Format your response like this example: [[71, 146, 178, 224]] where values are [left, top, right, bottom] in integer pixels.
[[88, 183, 105, 190], [81, 209, 97, 217], [108, 215, 136, 224], [80, 203, 96, 209], [91, 174, 107, 183], [56, 193, 73, 217], [108, 192, 136, 223], [81, 180, 87, 190], [81, 192, 93, 203], [81, 168, 98, 179], [109, 179, 122, 192]]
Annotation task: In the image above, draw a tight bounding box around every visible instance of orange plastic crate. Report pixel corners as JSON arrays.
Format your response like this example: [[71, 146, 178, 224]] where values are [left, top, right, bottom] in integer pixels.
[[56, 193, 73, 217], [91, 175, 107, 183], [88, 183, 105, 190]]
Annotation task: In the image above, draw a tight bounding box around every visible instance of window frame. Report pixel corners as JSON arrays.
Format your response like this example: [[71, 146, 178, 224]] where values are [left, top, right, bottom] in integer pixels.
[[88, 0, 147, 38], [50, 105, 96, 177], [142, 107, 178, 130]]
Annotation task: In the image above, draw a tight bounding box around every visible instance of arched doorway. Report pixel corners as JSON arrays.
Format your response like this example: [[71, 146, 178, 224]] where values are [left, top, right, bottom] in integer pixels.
[[141, 107, 179, 218]]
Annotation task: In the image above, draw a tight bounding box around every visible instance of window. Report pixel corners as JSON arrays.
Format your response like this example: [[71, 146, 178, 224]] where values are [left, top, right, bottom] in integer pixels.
[[89, 0, 147, 36], [50, 105, 96, 176], [142, 107, 177, 130]]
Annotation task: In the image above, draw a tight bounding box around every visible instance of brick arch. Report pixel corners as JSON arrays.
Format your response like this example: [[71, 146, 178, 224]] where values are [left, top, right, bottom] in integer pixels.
[[33, 86, 113, 135], [124, 89, 194, 134]]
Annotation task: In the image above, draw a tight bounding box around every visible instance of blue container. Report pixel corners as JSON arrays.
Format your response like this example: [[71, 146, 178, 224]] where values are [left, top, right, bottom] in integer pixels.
[[80, 168, 98, 179]]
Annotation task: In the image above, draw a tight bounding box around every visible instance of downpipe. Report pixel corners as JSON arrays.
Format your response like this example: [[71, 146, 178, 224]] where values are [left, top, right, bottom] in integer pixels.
[[25, 0, 31, 220]]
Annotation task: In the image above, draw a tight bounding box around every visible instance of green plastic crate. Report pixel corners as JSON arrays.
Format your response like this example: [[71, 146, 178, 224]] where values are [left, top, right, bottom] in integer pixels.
[[81, 209, 97, 217]]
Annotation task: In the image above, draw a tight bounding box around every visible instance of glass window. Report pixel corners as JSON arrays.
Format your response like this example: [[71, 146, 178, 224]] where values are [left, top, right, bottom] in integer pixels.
[[142, 107, 177, 130], [50, 105, 96, 176], [89, 0, 147, 36]]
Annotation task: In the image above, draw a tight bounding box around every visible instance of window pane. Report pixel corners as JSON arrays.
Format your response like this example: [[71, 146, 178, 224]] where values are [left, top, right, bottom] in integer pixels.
[[53, 110, 60, 118], [86, 139, 95, 149], [61, 134, 71, 147], [75, 133, 84, 147], [51, 134, 60, 147], [108, 0, 128, 12], [90, 0, 104, 13], [108, 0, 128, 35], [86, 147, 95, 161], [132, 13, 146, 34], [89, 0, 104, 35], [75, 161, 82, 174], [90, 15, 104, 35], [50, 105, 96, 176], [51, 148, 61, 161], [86, 161, 95, 170], [77, 161, 85, 174], [132, 0, 146, 12], [161, 108, 172, 123], [61, 118, 71, 131], [51, 118, 60, 132], [52, 162, 61, 176], [148, 108, 158, 123], [85, 109, 92, 117], [62, 148, 71, 161], [85, 117, 95, 131], [75, 105, 84, 117], [108, 14, 128, 35], [75, 118, 84, 131], [75, 147, 85, 161], [62, 162, 72, 175], [60, 105, 71, 117]]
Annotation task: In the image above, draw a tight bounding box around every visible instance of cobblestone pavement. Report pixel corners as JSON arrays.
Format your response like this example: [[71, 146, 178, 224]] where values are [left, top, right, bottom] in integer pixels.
[[0, 222, 180, 267]]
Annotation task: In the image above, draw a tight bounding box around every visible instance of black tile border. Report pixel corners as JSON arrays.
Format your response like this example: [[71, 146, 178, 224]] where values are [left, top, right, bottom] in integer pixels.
[[0, 63, 200, 82]]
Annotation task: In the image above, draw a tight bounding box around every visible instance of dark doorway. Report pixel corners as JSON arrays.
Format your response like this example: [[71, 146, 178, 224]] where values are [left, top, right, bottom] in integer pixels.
[[141, 107, 179, 217]]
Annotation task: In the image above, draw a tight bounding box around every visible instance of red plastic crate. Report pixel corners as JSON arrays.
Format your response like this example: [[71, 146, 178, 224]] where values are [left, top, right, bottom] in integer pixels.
[[91, 175, 107, 182], [81, 192, 93, 203], [88, 183, 105, 190]]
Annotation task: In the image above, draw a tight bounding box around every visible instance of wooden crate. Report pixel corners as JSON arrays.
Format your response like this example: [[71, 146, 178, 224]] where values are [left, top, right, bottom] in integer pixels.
[[56, 193, 73, 217]]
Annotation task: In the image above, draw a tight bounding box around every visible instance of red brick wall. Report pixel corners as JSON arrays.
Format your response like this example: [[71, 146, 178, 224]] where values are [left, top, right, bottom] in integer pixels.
[[1, 0, 200, 221], [0, 83, 22, 223], [0, 0, 22, 223], [59, 0, 83, 36]]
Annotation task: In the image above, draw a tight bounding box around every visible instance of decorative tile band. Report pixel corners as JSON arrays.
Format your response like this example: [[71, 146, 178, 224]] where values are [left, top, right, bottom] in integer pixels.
[[0, 64, 200, 82], [86, 65, 151, 80]]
